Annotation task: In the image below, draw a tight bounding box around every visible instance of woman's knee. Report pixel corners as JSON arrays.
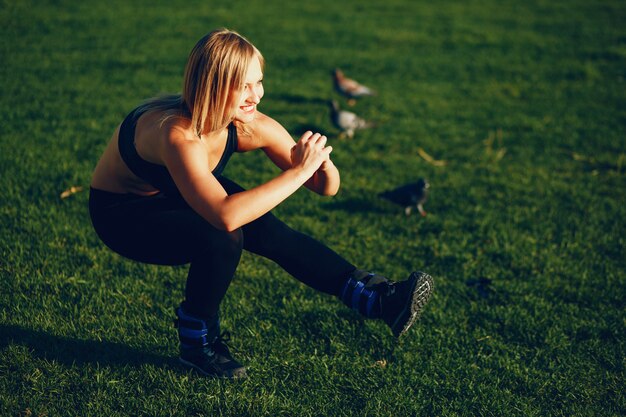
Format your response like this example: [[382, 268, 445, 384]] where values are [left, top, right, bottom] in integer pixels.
[[216, 227, 244, 255], [227, 227, 244, 251], [243, 213, 299, 254], [190, 226, 244, 262]]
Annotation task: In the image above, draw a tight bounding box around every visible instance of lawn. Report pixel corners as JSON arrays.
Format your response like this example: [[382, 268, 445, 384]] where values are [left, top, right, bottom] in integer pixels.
[[1, 0, 624, 416]]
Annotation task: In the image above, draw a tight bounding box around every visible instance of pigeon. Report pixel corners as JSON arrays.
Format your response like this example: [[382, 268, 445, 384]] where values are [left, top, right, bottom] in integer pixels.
[[379, 178, 430, 216], [328, 100, 374, 139], [332, 68, 376, 105]]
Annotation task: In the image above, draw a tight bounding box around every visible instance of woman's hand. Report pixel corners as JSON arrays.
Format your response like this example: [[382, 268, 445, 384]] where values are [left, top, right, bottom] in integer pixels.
[[290, 131, 333, 177]]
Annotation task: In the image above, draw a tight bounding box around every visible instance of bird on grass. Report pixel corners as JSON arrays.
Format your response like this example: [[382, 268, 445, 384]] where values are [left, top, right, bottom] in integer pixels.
[[332, 68, 376, 106], [328, 100, 374, 139], [379, 178, 430, 216]]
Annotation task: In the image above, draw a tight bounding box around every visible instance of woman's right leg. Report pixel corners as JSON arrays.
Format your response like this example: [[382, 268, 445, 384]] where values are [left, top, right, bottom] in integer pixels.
[[89, 189, 243, 318], [89, 188, 247, 378]]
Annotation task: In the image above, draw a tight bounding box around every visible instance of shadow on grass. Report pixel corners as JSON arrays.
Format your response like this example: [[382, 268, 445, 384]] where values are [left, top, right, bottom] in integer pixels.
[[290, 123, 335, 138], [321, 198, 391, 214], [289, 309, 399, 361], [269, 93, 328, 106], [0, 324, 180, 370]]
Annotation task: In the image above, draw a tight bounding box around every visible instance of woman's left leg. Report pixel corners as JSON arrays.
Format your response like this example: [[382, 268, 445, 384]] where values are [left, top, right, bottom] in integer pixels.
[[242, 212, 356, 296], [218, 176, 434, 337], [216, 177, 356, 296]]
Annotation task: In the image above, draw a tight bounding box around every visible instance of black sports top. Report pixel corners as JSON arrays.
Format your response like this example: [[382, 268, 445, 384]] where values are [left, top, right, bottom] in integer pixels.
[[118, 108, 238, 197]]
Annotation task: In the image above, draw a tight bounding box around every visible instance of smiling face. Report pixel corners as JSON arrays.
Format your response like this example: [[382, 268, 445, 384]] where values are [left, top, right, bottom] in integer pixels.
[[232, 56, 264, 124], [183, 29, 265, 135]]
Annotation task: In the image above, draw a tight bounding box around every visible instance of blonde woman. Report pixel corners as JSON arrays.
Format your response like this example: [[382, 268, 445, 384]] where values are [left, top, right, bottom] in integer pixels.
[[89, 29, 434, 379]]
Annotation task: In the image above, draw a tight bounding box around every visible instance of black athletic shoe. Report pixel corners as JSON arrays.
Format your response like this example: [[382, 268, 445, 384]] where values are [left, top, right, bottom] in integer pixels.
[[379, 271, 434, 337], [179, 332, 247, 379]]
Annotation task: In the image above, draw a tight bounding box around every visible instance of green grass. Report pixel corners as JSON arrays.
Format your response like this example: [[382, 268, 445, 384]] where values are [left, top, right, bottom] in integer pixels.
[[1, 0, 625, 415]]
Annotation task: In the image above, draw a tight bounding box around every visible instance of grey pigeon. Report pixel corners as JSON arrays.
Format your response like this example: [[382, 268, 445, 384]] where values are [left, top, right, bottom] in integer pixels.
[[332, 68, 377, 105], [379, 178, 430, 216], [329, 100, 374, 139]]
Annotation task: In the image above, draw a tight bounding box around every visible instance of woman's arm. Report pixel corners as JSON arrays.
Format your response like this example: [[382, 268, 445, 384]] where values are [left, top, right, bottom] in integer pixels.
[[307, 158, 340, 196], [251, 112, 341, 196], [163, 125, 331, 232]]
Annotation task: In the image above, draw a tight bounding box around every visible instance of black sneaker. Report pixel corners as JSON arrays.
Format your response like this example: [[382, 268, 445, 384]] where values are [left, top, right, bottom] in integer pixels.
[[179, 332, 247, 379], [379, 271, 434, 337]]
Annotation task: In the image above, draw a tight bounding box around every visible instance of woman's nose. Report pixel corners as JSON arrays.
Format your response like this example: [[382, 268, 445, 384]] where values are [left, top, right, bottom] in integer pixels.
[[248, 86, 263, 103]]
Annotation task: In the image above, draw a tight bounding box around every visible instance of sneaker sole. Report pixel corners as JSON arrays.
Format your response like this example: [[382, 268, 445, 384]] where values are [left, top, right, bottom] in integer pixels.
[[391, 271, 434, 337], [179, 357, 247, 379]]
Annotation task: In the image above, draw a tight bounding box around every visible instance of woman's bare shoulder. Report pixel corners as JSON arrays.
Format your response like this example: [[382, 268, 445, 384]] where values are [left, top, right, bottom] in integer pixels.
[[256, 111, 287, 134], [236, 111, 292, 151]]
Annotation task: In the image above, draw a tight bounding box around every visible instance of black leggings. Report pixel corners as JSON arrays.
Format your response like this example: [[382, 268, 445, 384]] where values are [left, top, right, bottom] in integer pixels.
[[89, 177, 356, 318]]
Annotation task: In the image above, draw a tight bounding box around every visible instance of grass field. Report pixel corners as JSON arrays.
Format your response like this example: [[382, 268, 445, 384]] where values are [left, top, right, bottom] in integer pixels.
[[1, 0, 625, 415]]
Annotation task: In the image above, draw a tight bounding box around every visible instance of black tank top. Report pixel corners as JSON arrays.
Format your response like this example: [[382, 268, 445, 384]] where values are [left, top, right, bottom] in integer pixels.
[[117, 108, 238, 197]]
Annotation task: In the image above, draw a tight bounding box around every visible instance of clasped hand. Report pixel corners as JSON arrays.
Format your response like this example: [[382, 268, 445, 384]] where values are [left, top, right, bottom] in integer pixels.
[[290, 131, 333, 175]]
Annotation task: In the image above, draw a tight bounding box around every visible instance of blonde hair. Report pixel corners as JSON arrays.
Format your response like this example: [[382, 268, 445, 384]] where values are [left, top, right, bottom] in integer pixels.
[[135, 29, 264, 136]]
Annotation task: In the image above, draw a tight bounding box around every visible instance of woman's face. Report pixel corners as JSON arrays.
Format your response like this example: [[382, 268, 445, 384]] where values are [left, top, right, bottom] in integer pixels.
[[232, 56, 264, 124]]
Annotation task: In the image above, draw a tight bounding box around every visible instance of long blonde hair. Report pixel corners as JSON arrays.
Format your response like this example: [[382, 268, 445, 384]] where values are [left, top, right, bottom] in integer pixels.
[[135, 29, 264, 136]]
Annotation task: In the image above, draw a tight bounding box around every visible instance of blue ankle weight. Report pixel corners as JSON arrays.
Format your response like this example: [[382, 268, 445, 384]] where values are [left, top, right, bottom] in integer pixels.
[[175, 306, 219, 350], [340, 275, 381, 318]]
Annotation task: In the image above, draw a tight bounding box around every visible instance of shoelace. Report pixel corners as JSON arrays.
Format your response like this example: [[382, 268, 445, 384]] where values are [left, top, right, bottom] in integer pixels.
[[370, 281, 396, 297], [211, 331, 234, 356]]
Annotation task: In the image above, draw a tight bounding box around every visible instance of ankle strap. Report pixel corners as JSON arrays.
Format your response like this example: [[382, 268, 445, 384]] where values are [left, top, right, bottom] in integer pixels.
[[174, 306, 220, 349]]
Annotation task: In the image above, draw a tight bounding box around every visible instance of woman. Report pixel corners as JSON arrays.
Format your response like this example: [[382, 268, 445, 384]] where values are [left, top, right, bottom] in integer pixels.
[[89, 29, 433, 379]]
